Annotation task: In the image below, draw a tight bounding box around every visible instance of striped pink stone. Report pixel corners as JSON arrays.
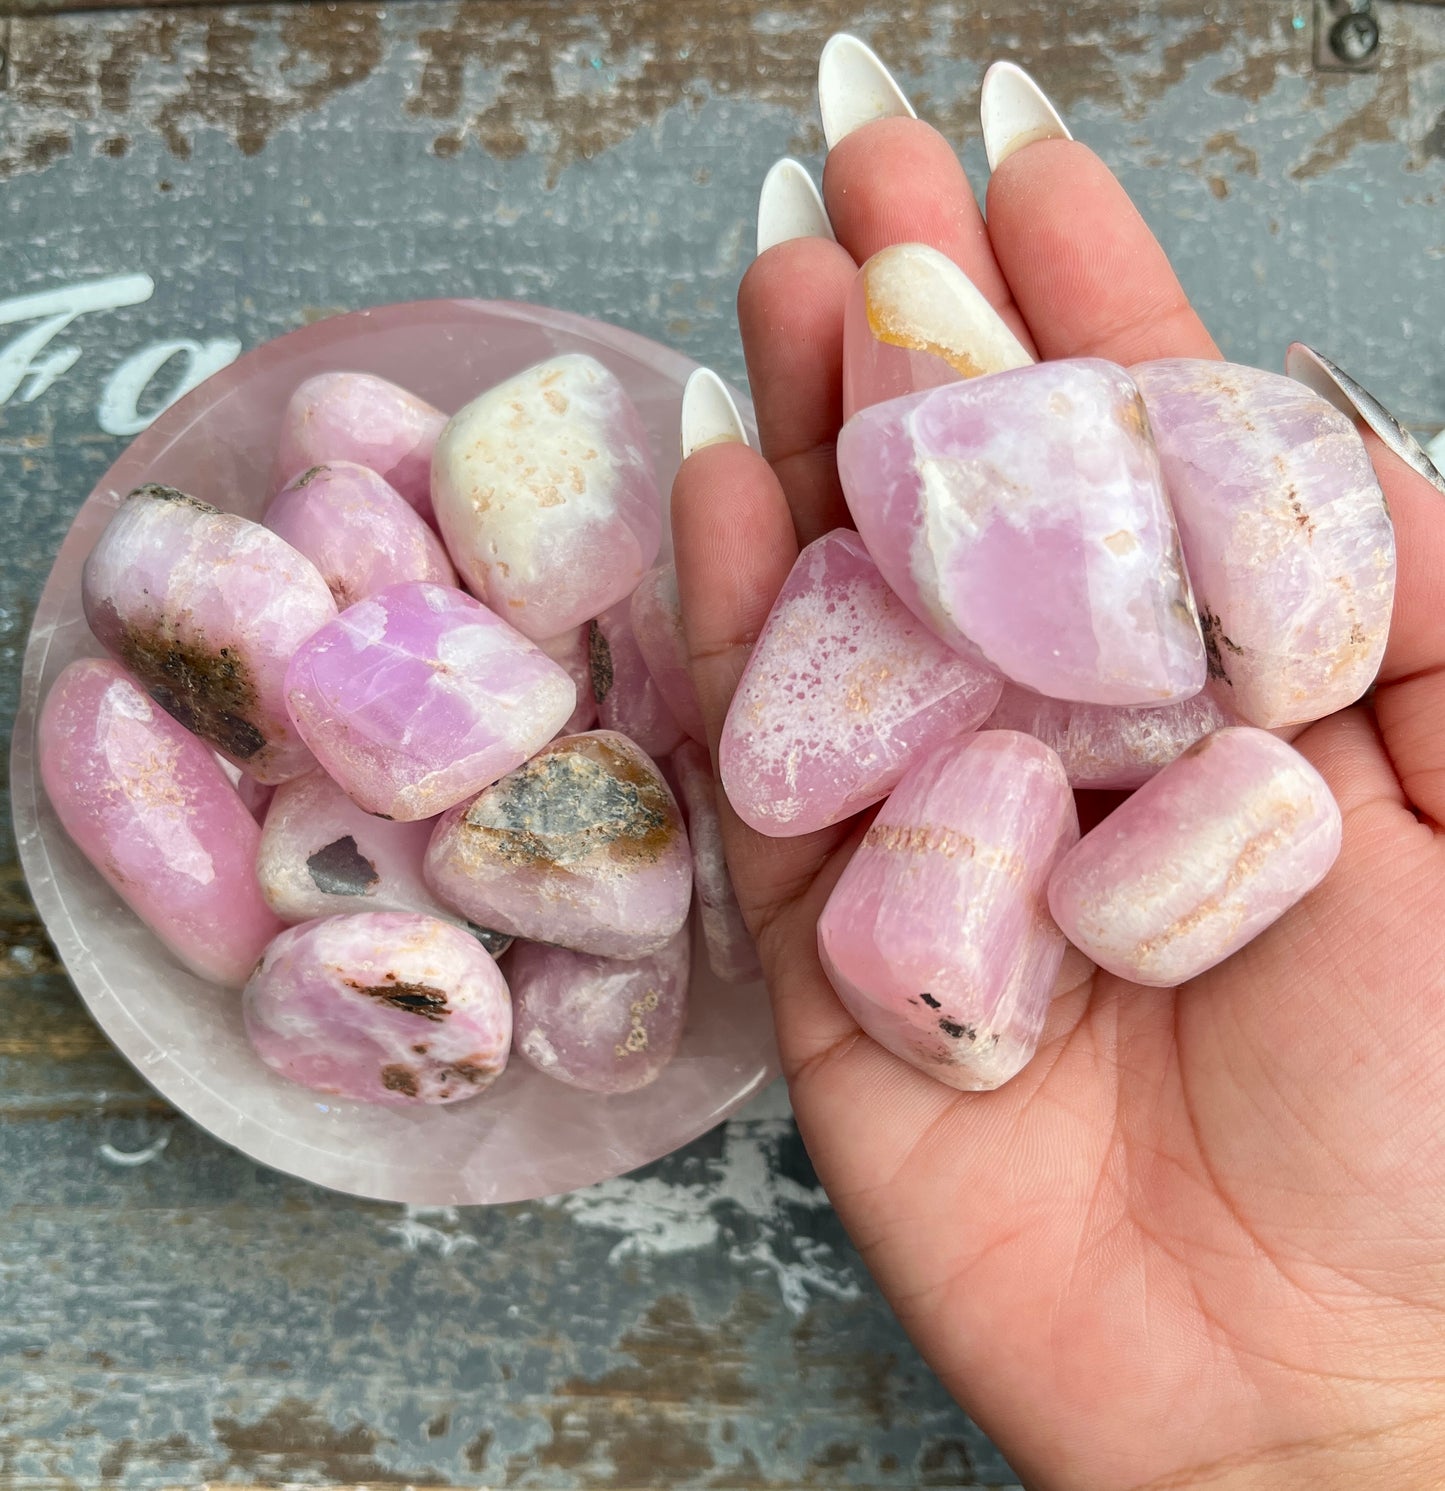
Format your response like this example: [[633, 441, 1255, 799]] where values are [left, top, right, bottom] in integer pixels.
[[1048, 726, 1341, 986], [1133, 359, 1395, 729], [818, 730, 1079, 1090]]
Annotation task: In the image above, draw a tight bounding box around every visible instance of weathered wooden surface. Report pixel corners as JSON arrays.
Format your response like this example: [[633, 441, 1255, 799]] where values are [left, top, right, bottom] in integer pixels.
[[0, 2, 1441, 1486]]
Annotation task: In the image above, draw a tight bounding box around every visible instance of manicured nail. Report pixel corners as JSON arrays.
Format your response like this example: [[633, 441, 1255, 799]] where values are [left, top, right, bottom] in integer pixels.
[[681, 368, 748, 461], [980, 61, 1072, 171], [818, 33, 916, 151], [757, 157, 835, 255], [1286, 342, 1445, 495]]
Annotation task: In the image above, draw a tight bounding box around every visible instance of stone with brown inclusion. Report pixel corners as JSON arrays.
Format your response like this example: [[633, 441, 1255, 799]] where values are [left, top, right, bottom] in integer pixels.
[[817, 730, 1078, 1090], [424, 731, 692, 958]]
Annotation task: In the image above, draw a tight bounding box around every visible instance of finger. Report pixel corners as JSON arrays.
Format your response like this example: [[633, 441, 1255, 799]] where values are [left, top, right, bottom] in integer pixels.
[[1364, 441, 1445, 825], [821, 116, 1035, 354], [739, 235, 857, 546], [986, 138, 1220, 364]]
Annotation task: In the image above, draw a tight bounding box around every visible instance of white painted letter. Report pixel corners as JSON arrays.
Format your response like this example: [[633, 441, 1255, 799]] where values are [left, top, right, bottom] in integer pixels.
[[98, 336, 243, 437], [0, 273, 154, 406]]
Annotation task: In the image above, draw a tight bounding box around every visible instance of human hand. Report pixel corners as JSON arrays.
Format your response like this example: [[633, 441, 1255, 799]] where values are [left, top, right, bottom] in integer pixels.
[[672, 43, 1445, 1491]]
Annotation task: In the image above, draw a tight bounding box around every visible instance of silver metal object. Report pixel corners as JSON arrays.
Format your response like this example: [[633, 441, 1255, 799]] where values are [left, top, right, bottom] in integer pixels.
[[1314, 0, 1382, 70], [1286, 343, 1445, 496]]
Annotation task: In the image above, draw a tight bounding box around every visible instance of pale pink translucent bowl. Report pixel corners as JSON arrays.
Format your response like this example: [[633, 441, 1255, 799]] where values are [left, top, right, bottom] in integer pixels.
[[12, 300, 777, 1205]]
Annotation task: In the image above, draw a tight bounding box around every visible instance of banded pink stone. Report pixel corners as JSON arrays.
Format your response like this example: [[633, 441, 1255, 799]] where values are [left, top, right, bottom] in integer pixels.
[[283, 582, 575, 821], [1133, 359, 1395, 728], [842, 243, 1032, 419], [263, 461, 456, 608], [430, 354, 662, 639], [672, 741, 760, 985], [1048, 727, 1341, 986], [425, 731, 691, 958], [983, 683, 1237, 791], [817, 731, 1079, 1090], [511, 927, 691, 1093], [591, 601, 686, 760], [82, 484, 337, 783], [630, 564, 706, 746], [719, 528, 1001, 836], [39, 658, 284, 986], [243, 912, 511, 1104], [836, 359, 1207, 706], [275, 372, 445, 524]]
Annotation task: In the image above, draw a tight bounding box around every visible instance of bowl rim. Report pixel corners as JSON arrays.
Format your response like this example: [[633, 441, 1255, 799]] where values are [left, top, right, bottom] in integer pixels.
[[10, 296, 777, 1206]]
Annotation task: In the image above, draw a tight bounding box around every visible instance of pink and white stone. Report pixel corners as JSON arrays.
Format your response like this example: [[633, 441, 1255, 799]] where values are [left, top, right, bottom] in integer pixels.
[[263, 461, 456, 608], [82, 484, 337, 783], [719, 529, 1002, 836], [510, 927, 690, 1093], [1133, 359, 1395, 729], [259, 770, 466, 927], [283, 582, 576, 821], [425, 731, 692, 958], [843, 243, 1033, 420], [672, 741, 760, 984], [630, 564, 707, 745], [430, 354, 662, 639], [275, 372, 446, 525], [817, 731, 1079, 1090], [591, 602, 687, 760], [39, 658, 284, 987], [243, 912, 511, 1104], [536, 625, 598, 736], [1048, 726, 1342, 986], [983, 683, 1238, 791], [836, 359, 1207, 706]]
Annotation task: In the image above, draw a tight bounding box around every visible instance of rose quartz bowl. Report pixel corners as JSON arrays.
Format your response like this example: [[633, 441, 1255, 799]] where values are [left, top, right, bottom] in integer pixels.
[[11, 299, 778, 1205]]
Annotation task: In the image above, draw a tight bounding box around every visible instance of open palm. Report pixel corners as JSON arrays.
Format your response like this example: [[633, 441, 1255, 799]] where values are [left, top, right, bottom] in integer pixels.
[[673, 117, 1445, 1489]]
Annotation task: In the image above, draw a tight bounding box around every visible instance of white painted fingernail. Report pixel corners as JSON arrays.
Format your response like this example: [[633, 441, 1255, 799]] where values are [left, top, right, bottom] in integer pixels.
[[757, 158, 835, 255], [818, 33, 916, 151], [980, 61, 1071, 171], [1286, 342, 1445, 495], [681, 368, 748, 461]]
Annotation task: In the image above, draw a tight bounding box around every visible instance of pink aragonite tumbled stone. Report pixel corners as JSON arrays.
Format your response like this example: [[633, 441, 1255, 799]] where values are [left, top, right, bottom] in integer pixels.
[[430, 354, 662, 640], [1132, 359, 1395, 729], [1048, 727, 1341, 987], [283, 582, 575, 821], [842, 243, 1032, 420], [630, 564, 707, 745], [836, 359, 1207, 706], [39, 658, 283, 987], [983, 683, 1237, 791], [536, 625, 598, 736], [263, 461, 456, 608], [243, 912, 511, 1105], [719, 528, 1001, 837], [258, 770, 472, 931], [275, 372, 446, 524], [82, 485, 337, 784], [591, 602, 686, 759], [425, 731, 691, 958], [511, 927, 691, 1093], [672, 741, 761, 984], [817, 731, 1078, 1090]]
